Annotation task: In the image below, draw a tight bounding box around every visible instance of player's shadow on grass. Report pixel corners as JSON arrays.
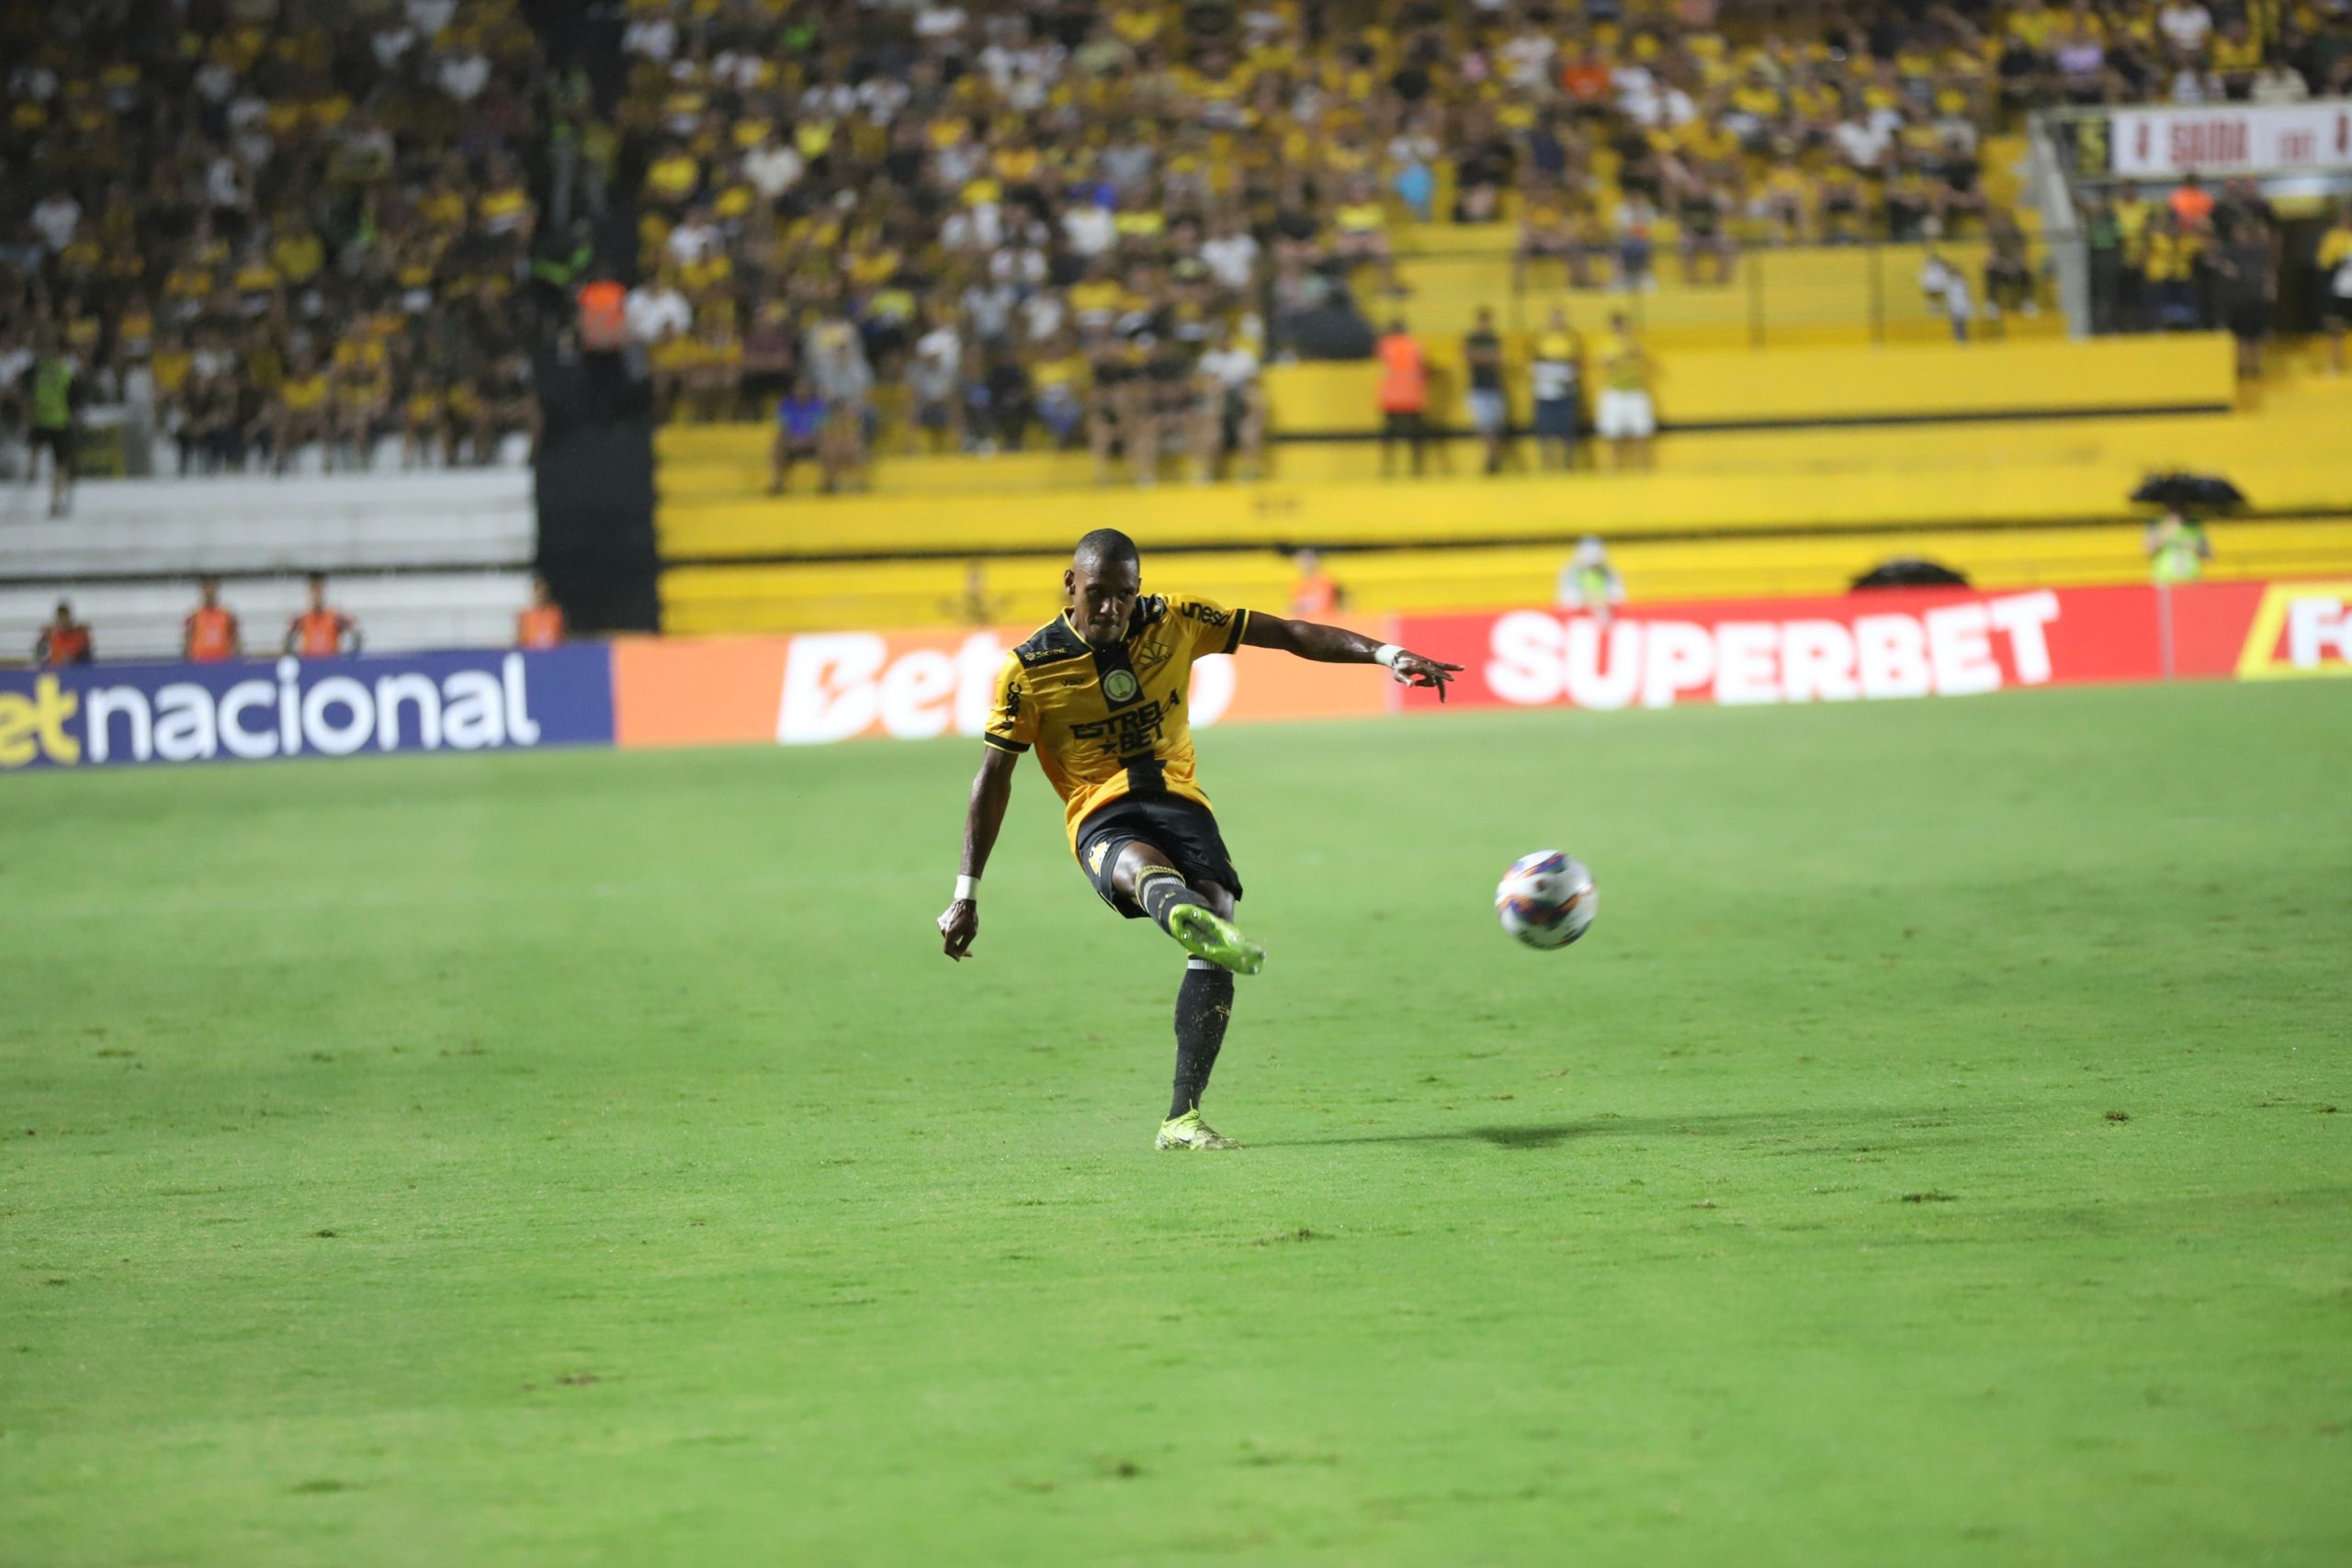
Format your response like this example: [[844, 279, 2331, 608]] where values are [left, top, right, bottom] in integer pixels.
[[1263, 1122, 1584, 1150], [1267, 1108, 1970, 1151]]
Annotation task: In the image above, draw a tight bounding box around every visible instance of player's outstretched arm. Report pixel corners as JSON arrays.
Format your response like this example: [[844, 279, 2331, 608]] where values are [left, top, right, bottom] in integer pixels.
[[1239, 612, 1464, 702], [938, 743, 1018, 961]]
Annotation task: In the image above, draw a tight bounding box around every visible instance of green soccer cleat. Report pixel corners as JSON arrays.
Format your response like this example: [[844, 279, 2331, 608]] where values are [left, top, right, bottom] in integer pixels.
[[1166, 904, 1265, 976], [1157, 1109, 1241, 1150]]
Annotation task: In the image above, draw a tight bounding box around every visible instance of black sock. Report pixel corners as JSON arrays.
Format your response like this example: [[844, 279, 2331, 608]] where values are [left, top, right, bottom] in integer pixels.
[[1170, 961, 1236, 1119], [1135, 866, 1215, 937]]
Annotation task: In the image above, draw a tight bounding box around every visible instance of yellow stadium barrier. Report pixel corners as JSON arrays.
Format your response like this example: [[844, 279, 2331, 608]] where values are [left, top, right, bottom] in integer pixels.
[[657, 440, 2352, 563], [1379, 240, 2069, 348], [659, 520, 2352, 635], [1261, 333, 2237, 434], [656, 337, 2252, 510]]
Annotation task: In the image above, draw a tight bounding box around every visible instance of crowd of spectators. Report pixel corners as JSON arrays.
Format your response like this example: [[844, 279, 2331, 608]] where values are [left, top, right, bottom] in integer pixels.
[[6, 0, 2351, 495], [607, 0, 2044, 485], [2076, 173, 2314, 374], [594, 0, 2352, 484], [0, 0, 550, 491]]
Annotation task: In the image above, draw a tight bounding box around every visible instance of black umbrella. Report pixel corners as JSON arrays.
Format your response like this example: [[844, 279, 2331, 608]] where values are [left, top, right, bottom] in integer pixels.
[[2131, 472, 2246, 512]]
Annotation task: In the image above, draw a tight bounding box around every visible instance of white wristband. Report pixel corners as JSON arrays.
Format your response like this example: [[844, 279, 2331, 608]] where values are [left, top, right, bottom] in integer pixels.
[[1373, 644, 1403, 668], [954, 874, 980, 902]]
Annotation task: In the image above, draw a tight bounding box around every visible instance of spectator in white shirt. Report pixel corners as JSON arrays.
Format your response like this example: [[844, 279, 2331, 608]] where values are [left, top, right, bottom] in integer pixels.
[[371, 22, 417, 67], [623, 14, 677, 63], [990, 232, 1049, 291], [2157, 1, 2212, 55], [1191, 324, 1265, 482], [1019, 288, 1066, 344], [1834, 110, 1893, 170], [1062, 199, 1115, 259], [914, 5, 969, 48], [1200, 216, 1260, 293], [30, 192, 82, 253], [625, 275, 692, 346], [665, 208, 722, 267], [435, 45, 491, 102], [741, 138, 804, 203], [1921, 253, 1975, 341], [907, 314, 964, 451], [940, 199, 1004, 254], [2249, 63, 2312, 104]]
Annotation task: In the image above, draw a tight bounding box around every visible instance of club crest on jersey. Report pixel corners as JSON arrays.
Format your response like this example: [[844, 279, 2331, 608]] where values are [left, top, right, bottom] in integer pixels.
[[1133, 637, 1170, 673], [1102, 669, 1139, 703]]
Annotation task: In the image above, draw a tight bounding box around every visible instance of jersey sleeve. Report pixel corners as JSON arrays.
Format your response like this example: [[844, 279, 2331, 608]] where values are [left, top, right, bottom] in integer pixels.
[[983, 652, 1039, 754], [1166, 592, 1249, 659]]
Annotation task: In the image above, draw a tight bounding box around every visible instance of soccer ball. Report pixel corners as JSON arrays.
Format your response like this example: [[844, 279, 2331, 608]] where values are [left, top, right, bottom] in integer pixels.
[[1496, 851, 1598, 949]]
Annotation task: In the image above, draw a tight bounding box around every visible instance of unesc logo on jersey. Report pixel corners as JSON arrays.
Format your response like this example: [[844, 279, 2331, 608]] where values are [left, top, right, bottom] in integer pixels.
[[2235, 583, 2352, 680]]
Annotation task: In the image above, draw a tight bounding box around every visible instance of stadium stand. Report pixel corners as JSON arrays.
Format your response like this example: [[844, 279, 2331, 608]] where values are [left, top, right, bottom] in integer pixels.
[[0, 470, 535, 659], [6, 1, 2352, 659]]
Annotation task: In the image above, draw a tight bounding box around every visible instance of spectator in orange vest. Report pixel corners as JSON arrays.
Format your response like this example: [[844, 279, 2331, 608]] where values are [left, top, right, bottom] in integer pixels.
[[577, 273, 628, 354], [35, 600, 94, 666], [286, 572, 361, 658], [515, 573, 566, 649], [1288, 549, 1345, 617], [184, 576, 242, 661], [1374, 319, 1430, 478], [2168, 173, 2215, 233]]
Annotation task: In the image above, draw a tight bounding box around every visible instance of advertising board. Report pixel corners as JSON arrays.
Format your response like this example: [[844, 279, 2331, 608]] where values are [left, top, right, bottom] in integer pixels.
[[0, 648, 614, 770]]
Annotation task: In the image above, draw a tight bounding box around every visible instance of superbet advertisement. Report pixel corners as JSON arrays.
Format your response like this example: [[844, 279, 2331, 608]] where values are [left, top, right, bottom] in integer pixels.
[[1390, 583, 2278, 714]]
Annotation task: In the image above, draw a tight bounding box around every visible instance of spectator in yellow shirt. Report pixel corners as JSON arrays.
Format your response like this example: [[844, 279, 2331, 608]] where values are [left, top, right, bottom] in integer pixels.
[[1329, 176, 1396, 293], [265, 351, 333, 472]]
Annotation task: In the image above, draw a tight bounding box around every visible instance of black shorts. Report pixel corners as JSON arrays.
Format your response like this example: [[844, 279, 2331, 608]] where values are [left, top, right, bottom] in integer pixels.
[[1075, 795, 1242, 919], [30, 425, 74, 461]]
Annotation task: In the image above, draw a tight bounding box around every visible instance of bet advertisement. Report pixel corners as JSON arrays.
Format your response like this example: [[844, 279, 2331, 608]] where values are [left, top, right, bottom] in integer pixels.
[[4, 583, 2346, 772], [0, 647, 614, 770]]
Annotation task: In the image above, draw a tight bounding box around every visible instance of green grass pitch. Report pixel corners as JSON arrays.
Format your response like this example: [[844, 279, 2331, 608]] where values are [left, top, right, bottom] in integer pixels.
[[4, 680, 2347, 1566]]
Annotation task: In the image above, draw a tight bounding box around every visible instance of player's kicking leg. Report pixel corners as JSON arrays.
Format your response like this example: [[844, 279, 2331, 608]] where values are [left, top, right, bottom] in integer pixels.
[[1110, 842, 1255, 1150]]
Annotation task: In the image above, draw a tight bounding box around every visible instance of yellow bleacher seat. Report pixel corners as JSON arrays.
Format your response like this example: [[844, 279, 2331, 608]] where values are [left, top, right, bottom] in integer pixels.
[[660, 519, 2352, 635], [1382, 240, 2064, 348], [1260, 334, 2235, 434], [651, 338, 2352, 637]]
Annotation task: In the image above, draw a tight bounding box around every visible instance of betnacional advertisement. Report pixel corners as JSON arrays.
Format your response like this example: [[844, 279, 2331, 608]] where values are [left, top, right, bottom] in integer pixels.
[[3, 584, 2341, 772], [0, 647, 614, 770]]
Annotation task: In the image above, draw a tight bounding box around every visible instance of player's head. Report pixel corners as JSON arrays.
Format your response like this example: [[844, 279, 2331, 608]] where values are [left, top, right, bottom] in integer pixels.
[[52, 600, 73, 626], [1067, 528, 1141, 648], [530, 572, 552, 605], [198, 574, 220, 605], [307, 571, 327, 607]]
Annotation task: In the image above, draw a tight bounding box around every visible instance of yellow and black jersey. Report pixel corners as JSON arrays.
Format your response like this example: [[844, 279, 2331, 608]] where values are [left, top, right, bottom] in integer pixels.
[[986, 593, 1250, 850]]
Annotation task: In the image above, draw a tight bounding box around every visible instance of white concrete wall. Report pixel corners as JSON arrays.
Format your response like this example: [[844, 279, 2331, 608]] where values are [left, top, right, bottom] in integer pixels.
[[3, 574, 536, 662], [0, 468, 536, 659]]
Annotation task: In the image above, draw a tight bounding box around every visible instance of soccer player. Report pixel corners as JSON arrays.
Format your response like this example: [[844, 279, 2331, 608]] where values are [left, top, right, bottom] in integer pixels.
[[935, 528, 1460, 1151]]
